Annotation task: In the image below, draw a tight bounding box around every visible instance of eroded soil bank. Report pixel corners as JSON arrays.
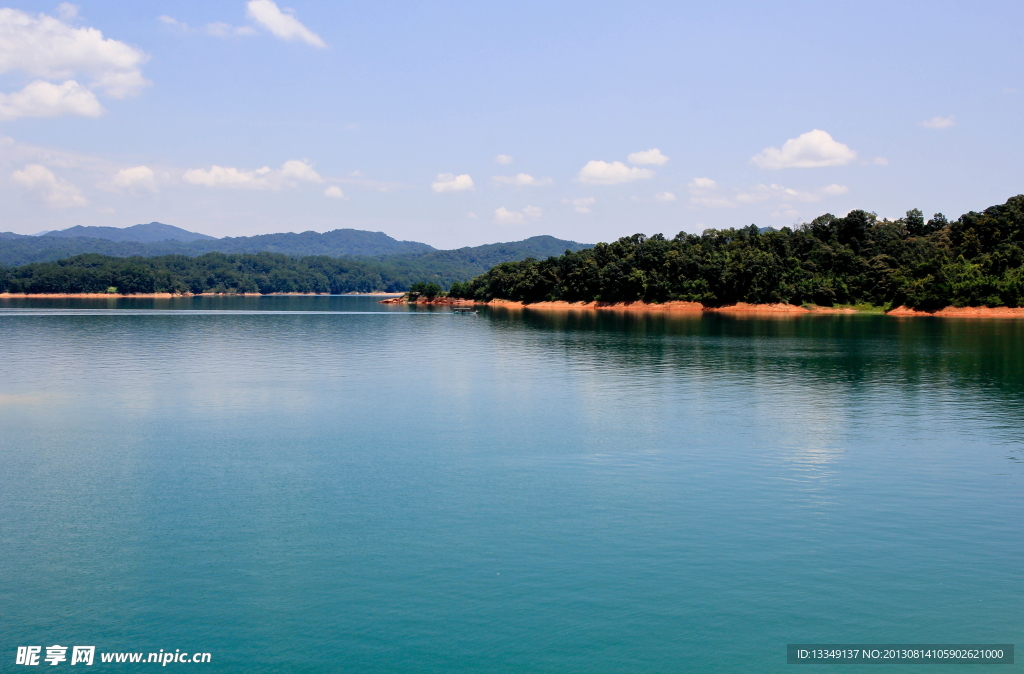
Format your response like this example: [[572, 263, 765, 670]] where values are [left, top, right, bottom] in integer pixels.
[[5, 293, 1022, 317], [887, 305, 1024, 318], [381, 296, 1024, 318]]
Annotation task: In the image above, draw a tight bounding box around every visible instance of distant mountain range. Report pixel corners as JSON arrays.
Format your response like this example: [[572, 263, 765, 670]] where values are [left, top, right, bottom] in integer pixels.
[[0, 223, 591, 288], [39, 222, 217, 243], [0, 223, 443, 266]]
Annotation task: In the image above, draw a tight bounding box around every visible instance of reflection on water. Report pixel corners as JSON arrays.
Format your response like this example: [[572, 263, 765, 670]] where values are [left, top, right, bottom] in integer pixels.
[[506, 309, 1024, 485], [0, 297, 1022, 674], [503, 307, 1024, 410], [0, 294, 407, 311]]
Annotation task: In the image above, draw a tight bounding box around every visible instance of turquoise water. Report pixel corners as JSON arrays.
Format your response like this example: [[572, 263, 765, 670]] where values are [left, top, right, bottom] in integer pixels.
[[1, 296, 1021, 673]]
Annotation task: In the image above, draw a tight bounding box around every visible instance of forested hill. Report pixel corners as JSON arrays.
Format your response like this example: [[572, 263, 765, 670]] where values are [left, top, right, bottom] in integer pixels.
[[450, 195, 1024, 311], [40, 223, 216, 243], [0, 227, 435, 266], [0, 235, 593, 295], [362, 235, 593, 282]]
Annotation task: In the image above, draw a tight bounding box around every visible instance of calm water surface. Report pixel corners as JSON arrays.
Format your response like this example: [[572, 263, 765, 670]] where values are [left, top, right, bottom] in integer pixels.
[[1, 296, 1021, 673]]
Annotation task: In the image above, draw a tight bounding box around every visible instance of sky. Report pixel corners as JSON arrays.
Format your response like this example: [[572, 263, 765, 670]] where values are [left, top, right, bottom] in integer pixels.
[[0, 0, 1021, 248]]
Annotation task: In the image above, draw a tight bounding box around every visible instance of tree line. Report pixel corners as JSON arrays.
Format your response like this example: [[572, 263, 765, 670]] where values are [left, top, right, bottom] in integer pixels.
[[0, 236, 592, 295], [5, 197, 1023, 307], [448, 196, 1024, 310], [0, 252, 420, 295]]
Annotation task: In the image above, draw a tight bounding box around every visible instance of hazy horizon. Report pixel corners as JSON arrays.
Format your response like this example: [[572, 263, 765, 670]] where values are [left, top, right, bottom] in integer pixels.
[[17, 221, 593, 247]]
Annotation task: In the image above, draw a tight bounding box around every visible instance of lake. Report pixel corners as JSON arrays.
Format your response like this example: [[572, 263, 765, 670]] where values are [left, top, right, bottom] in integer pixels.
[[1, 295, 1021, 673]]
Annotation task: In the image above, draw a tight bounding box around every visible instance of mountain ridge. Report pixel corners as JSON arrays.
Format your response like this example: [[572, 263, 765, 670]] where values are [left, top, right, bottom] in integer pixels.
[[0, 224, 592, 289], [42, 222, 217, 243], [0, 234, 595, 295], [0, 225, 441, 266]]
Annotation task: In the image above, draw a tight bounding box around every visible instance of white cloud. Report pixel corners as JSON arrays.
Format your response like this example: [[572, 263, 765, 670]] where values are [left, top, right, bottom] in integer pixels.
[[183, 165, 270, 188], [493, 173, 552, 187], [159, 15, 188, 30], [324, 185, 345, 199], [562, 197, 595, 213], [687, 178, 732, 207], [12, 163, 87, 207], [494, 154, 514, 164], [111, 165, 156, 192], [206, 22, 258, 37], [0, 79, 102, 120], [655, 191, 676, 202], [246, 0, 326, 48], [160, 15, 256, 37], [689, 180, 850, 209], [0, 7, 149, 99], [627, 148, 669, 166], [281, 159, 323, 183], [920, 115, 955, 129], [182, 159, 322, 190], [750, 129, 858, 169], [493, 206, 542, 225], [872, 157, 889, 166], [493, 207, 525, 225], [431, 173, 474, 193], [0, 133, 109, 172], [467, 212, 478, 219], [578, 160, 654, 184]]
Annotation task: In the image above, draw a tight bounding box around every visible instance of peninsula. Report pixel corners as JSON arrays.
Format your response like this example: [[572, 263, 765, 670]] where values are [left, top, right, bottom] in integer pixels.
[[441, 195, 1024, 315]]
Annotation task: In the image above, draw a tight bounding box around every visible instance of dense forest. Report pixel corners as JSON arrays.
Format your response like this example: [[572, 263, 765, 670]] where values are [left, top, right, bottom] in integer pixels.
[[449, 196, 1024, 310], [0, 253, 419, 294], [0, 234, 592, 294], [364, 236, 594, 280]]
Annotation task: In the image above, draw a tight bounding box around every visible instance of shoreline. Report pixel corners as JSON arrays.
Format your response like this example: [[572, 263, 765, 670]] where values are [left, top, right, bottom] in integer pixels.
[[383, 296, 1024, 318], [886, 305, 1024, 318], [481, 299, 860, 314], [0, 292, 404, 299], [491, 300, 1024, 317], [3, 292, 1022, 318]]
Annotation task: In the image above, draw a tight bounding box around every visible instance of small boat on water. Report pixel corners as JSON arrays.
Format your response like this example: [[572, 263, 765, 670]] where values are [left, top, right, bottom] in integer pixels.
[[452, 308, 478, 314]]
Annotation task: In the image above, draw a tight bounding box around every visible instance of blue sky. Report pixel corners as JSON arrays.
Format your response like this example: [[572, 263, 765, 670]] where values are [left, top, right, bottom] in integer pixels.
[[0, 0, 1021, 247]]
